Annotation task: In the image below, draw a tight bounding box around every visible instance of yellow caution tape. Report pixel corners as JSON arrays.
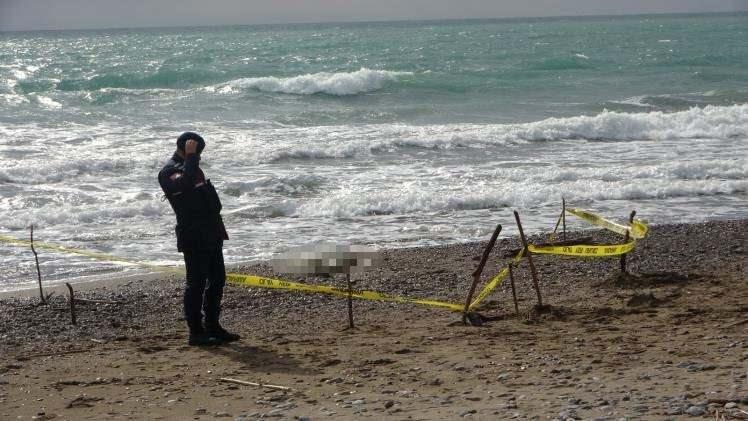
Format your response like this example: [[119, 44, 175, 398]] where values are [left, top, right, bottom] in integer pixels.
[[0, 207, 650, 313], [226, 273, 464, 312], [526, 208, 649, 258], [468, 248, 525, 310], [566, 208, 648, 239], [0, 233, 463, 312], [528, 241, 636, 257]]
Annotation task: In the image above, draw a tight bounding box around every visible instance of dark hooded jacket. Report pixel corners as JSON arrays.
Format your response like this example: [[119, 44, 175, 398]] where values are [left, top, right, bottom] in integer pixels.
[[158, 153, 228, 252]]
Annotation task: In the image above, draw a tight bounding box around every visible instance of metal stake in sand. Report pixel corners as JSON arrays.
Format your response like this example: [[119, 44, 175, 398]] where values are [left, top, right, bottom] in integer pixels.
[[620, 210, 637, 274], [29, 225, 46, 305], [513, 211, 543, 307], [463, 224, 502, 324]]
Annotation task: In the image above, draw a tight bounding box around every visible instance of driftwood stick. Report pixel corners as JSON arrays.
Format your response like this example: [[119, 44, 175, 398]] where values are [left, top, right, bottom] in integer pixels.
[[66, 282, 77, 325], [723, 318, 748, 329], [74, 298, 123, 305], [620, 210, 637, 273], [508, 263, 519, 316], [514, 211, 543, 307], [30, 225, 46, 304], [219, 377, 291, 391], [463, 224, 502, 324]]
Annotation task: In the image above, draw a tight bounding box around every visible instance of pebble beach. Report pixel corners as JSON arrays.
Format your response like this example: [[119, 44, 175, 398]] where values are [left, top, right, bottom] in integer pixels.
[[1, 219, 746, 419]]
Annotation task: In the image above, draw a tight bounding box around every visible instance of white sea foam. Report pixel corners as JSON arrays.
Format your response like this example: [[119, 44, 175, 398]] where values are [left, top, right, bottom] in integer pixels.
[[295, 178, 747, 219], [613, 95, 651, 108], [0, 93, 29, 105], [34, 95, 62, 109], [3, 200, 167, 230], [10, 69, 28, 80], [501, 104, 748, 141], [0, 159, 139, 184], [229, 105, 748, 163], [218, 68, 412, 96]]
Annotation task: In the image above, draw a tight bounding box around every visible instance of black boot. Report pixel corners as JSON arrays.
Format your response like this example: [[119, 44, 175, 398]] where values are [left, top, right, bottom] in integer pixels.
[[188, 325, 221, 346], [206, 324, 240, 343], [188, 332, 222, 346]]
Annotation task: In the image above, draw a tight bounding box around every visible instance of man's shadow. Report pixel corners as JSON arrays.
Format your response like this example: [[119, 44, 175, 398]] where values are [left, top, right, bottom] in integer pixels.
[[206, 342, 320, 376]]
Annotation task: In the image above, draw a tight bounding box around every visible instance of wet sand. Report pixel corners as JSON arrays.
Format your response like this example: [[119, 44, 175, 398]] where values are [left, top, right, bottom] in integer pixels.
[[1, 220, 746, 420]]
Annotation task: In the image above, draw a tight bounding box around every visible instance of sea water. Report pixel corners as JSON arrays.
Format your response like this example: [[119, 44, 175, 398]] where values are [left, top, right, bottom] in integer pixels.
[[1, 14, 746, 290]]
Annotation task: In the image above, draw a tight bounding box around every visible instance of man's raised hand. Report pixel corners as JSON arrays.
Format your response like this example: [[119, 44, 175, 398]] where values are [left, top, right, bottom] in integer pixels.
[[185, 139, 198, 155]]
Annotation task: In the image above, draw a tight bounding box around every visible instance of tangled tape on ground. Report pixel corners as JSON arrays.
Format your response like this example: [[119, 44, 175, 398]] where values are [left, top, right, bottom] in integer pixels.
[[528, 208, 648, 257]]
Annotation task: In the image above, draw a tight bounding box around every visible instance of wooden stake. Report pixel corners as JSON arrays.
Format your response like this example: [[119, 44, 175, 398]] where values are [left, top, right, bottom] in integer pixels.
[[562, 197, 566, 242], [513, 211, 543, 307], [30, 225, 46, 305], [65, 282, 77, 325], [620, 210, 637, 273], [463, 224, 502, 324], [508, 263, 519, 316], [346, 273, 354, 329]]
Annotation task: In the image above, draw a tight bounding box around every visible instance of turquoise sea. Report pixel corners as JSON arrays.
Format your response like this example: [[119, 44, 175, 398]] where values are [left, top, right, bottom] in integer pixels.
[[1, 13, 746, 290]]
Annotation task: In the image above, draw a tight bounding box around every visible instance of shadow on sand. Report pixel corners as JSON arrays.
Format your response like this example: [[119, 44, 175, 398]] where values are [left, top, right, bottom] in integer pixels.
[[206, 342, 320, 375]]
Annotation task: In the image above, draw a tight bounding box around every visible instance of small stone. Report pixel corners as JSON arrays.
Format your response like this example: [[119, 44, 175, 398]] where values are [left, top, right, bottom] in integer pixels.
[[215, 412, 231, 417], [384, 400, 394, 409], [685, 405, 706, 416], [460, 409, 477, 417], [666, 407, 683, 416], [264, 409, 285, 417], [559, 408, 579, 419], [725, 402, 737, 409]]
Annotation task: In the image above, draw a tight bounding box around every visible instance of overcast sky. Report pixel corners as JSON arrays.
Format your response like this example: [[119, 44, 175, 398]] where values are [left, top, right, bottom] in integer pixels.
[[1, 0, 747, 31]]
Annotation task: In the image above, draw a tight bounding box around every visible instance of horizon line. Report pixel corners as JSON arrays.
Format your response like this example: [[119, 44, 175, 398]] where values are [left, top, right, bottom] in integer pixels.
[[1, 10, 745, 34]]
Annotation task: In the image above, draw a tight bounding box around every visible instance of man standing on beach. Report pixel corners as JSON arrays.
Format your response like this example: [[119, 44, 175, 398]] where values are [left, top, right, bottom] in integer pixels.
[[158, 132, 240, 346]]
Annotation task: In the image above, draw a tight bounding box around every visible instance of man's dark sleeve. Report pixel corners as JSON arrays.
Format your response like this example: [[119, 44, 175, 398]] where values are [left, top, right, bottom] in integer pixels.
[[159, 154, 200, 196]]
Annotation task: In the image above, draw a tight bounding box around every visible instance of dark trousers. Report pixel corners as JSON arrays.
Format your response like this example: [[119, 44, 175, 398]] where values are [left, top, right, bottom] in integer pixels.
[[183, 247, 226, 333]]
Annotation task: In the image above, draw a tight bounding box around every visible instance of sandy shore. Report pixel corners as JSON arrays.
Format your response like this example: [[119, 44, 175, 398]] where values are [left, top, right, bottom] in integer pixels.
[[1, 220, 746, 420]]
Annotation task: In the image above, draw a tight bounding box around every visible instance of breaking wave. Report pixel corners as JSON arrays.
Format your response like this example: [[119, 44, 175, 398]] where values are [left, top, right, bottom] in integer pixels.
[[247, 105, 748, 163], [297, 179, 747, 218], [216, 68, 412, 96]]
